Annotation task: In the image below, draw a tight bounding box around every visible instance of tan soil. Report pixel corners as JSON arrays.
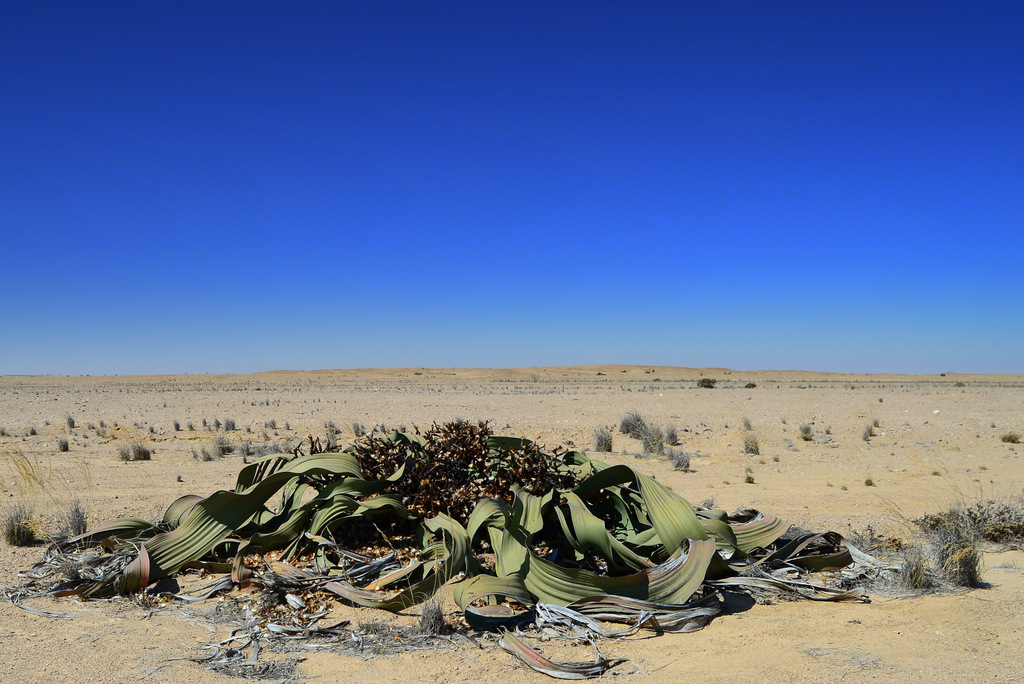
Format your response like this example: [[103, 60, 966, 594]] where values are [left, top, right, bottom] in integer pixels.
[[1, 366, 1022, 683]]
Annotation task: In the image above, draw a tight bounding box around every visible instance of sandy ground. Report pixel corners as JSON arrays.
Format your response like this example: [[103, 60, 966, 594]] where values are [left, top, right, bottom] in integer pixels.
[[1, 366, 1022, 683]]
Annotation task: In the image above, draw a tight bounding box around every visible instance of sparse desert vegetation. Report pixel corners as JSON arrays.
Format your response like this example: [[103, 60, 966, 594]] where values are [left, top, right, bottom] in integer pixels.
[[117, 442, 151, 462], [1, 367, 1023, 683], [618, 410, 678, 456], [2, 502, 37, 546]]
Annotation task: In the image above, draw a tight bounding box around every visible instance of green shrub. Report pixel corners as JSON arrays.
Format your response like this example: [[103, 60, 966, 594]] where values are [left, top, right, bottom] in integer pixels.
[[1001, 432, 1021, 444], [697, 378, 717, 389]]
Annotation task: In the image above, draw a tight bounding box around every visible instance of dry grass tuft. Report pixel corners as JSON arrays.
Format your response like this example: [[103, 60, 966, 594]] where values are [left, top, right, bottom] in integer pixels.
[[59, 499, 88, 538], [2, 502, 37, 545], [417, 599, 447, 635], [118, 442, 152, 462], [669, 449, 691, 471], [618, 412, 676, 457], [618, 411, 646, 438], [909, 496, 1024, 588], [591, 427, 613, 452]]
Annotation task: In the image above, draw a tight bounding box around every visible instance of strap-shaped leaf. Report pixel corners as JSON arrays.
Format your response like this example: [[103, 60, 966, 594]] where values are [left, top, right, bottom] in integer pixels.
[[572, 464, 708, 551], [499, 632, 625, 679], [523, 538, 716, 605], [306, 514, 470, 611], [118, 452, 393, 592], [553, 491, 652, 572], [566, 592, 721, 632], [726, 507, 789, 553]]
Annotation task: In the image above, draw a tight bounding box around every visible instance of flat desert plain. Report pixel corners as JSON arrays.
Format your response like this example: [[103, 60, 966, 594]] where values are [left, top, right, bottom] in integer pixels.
[[1, 367, 1022, 683]]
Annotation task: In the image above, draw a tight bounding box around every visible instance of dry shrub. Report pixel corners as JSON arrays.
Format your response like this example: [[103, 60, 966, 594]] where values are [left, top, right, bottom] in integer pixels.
[[669, 449, 691, 471], [618, 412, 676, 456], [591, 427, 613, 452], [618, 411, 647, 438], [640, 425, 666, 456], [214, 436, 234, 455], [664, 424, 678, 446], [917, 498, 1024, 547], [349, 421, 579, 526], [913, 497, 1024, 588], [418, 599, 447, 635], [118, 443, 151, 461], [898, 545, 935, 591], [59, 499, 88, 538], [2, 502, 37, 546]]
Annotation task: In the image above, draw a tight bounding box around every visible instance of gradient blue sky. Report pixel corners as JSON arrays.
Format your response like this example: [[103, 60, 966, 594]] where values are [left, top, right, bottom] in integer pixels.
[[2, 2, 1022, 375]]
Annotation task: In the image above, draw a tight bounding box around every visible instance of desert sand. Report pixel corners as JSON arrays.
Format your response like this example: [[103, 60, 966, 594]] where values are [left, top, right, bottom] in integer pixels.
[[1, 366, 1022, 683]]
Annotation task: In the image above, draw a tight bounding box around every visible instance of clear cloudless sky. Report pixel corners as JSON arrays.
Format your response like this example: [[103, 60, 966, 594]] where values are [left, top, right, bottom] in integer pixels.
[[2, 2, 1022, 375]]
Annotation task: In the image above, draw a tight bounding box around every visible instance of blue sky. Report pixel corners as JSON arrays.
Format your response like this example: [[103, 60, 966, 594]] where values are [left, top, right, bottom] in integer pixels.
[[2, 2, 1021, 375]]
